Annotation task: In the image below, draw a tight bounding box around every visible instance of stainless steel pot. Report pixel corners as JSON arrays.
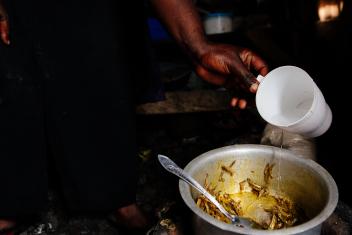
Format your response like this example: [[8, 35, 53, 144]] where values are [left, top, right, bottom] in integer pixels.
[[179, 144, 338, 235]]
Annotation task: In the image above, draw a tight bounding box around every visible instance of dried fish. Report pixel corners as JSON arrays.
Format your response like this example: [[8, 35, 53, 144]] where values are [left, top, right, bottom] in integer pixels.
[[196, 176, 303, 230], [247, 178, 262, 192], [229, 160, 236, 168], [218, 172, 225, 182], [269, 214, 277, 230], [204, 173, 209, 188], [264, 163, 275, 184], [221, 165, 234, 176], [239, 180, 247, 192], [258, 188, 268, 198]]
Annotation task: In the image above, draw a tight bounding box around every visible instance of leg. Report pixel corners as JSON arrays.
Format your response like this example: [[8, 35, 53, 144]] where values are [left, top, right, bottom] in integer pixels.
[[0, 220, 15, 232], [115, 204, 148, 229]]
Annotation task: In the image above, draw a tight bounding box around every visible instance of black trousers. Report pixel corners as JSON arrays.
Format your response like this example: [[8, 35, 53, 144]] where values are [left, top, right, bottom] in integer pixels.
[[0, 1, 143, 217]]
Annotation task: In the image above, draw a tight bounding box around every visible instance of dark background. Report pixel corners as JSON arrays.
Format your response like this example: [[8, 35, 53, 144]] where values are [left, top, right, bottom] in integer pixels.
[[146, 0, 352, 207]]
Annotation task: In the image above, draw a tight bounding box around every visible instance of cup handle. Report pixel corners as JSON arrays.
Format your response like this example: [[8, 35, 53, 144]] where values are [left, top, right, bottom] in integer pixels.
[[257, 74, 265, 83]]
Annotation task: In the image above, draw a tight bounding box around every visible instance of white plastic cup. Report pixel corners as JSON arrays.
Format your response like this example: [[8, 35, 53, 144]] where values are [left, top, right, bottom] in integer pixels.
[[255, 65, 332, 138]]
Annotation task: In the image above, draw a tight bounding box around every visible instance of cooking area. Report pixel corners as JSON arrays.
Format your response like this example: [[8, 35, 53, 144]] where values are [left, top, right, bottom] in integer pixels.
[[11, 109, 351, 234], [0, 0, 351, 234]]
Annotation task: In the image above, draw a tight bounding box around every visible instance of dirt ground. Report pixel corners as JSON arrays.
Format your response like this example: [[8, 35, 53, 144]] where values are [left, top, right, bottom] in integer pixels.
[[17, 110, 351, 235]]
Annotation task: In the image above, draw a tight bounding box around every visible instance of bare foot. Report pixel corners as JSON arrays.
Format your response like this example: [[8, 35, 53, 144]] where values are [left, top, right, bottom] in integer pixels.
[[0, 219, 15, 231], [115, 203, 149, 229]]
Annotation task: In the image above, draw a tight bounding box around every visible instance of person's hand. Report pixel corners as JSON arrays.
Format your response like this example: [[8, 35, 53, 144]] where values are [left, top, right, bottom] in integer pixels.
[[0, 1, 10, 45], [194, 43, 268, 109]]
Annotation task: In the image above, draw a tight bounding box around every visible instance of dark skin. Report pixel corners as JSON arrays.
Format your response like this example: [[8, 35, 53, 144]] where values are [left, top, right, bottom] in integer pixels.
[[151, 0, 268, 108], [0, 0, 268, 109], [0, 0, 268, 231], [0, 0, 9, 45], [0, 2, 12, 231]]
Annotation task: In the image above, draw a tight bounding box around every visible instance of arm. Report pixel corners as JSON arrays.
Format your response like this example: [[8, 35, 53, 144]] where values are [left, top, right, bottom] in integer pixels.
[[150, 0, 268, 108], [0, 0, 10, 45]]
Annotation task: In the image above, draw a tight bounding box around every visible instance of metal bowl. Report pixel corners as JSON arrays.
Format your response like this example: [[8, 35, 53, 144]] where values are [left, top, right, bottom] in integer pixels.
[[179, 144, 338, 235]]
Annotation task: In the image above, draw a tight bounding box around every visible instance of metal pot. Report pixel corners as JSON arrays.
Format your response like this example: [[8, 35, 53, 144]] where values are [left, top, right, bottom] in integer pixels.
[[179, 144, 338, 235]]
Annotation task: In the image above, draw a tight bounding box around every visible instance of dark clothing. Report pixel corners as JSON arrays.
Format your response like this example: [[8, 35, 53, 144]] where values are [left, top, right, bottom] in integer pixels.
[[0, 1, 159, 216]]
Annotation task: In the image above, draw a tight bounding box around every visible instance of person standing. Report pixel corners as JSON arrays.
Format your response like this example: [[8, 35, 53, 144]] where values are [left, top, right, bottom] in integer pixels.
[[0, 0, 268, 233]]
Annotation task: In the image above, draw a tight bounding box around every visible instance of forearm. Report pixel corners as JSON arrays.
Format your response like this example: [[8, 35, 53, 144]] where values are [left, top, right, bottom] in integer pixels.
[[150, 0, 208, 59], [150, 0, 268, 99], [0, 0, 7, 20]]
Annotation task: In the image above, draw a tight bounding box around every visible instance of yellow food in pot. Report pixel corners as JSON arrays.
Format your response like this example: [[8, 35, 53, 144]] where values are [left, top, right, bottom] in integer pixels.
[[195, 162, 307, 230]]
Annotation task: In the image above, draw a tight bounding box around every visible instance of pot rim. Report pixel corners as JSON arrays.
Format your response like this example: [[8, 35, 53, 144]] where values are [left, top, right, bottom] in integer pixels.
[[179, 144, 338, 235]]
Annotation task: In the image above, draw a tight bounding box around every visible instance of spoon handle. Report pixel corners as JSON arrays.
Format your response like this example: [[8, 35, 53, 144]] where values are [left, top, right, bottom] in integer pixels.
[[158, 154, 235, 222]]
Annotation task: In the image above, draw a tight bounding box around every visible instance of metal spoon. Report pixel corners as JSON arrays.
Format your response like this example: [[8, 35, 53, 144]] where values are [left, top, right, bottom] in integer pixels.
[[158, 154, 253, 229]]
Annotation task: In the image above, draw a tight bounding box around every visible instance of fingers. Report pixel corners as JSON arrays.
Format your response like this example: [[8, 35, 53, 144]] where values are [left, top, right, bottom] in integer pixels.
[[240, 49, 268, 75], [247, 54, 268, 92], [239, 49, 269, 92], [250, 54, 269, 76], [238, 99, 247, 109], [249, 83, 259, 93], [0, 19, 10, 45], [231, 97, 238, 107], [226, 54, 258, 92], [230, 97, 247, 109], [195, 64, 227, 86], [197, 62, 251, 110]]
